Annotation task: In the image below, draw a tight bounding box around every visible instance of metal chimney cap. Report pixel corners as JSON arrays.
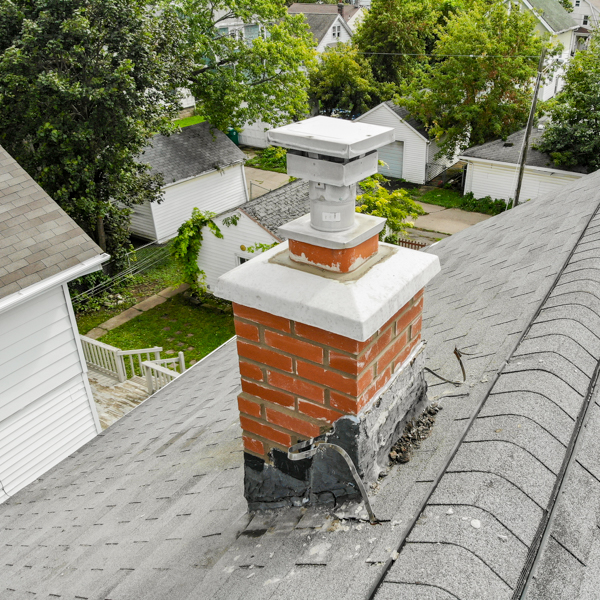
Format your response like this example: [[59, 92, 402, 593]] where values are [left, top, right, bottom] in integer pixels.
[[267, 116, 395, 159]]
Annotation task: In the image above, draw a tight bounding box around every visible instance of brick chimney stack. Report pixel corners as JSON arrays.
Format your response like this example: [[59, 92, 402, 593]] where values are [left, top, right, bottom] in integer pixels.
[[216, 117, 440, 510]]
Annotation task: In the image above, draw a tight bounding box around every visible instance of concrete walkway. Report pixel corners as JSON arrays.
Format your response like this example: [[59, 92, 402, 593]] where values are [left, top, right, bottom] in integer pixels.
[[85, 283, 189, 339], [245, 166, 290, 200], [413, 201, 492, 236]]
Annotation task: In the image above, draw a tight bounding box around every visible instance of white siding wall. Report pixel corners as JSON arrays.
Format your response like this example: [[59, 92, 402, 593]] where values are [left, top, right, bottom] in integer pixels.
[[129, 200, 157, 240], [151, 164, 248, 242], [316, 17, 353, 53], [0, 286, 98, 501], [239, 120, 271, 148], [464, 160, 583, 202], [357, 105, 428, 183], [198, 210, 278, 292]]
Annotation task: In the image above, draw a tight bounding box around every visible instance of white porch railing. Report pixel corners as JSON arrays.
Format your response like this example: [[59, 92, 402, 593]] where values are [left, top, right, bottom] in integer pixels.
[[143, 352, 186, 393], [80, 336, 184, 393]]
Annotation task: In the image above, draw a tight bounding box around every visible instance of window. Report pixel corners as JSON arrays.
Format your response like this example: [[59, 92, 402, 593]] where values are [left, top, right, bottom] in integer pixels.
[[332, 25, 341, 38], [575, 0, 580, 6], [216, 27, 228, 37], [244, 24, 260, 43], [236, 255, 250, 266], [583, 15, 589, 24]]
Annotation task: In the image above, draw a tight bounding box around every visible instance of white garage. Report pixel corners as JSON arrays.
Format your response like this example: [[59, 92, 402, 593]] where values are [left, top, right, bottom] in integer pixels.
[[378, 141, 404, 179]]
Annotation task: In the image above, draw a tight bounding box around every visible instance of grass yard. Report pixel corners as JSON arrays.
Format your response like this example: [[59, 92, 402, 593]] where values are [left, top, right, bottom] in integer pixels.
[[245, 146, 287, 173], [410, 187, 510, 216], [98, 295, 235, 366], [75, 246, 182, 334], [174, 114, 205, 128]]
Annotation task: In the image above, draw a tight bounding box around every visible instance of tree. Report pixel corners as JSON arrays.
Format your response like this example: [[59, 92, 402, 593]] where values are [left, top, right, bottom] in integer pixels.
[[353, 0, 441, 85], [172, 0, 317, 132], [399, 0, 544, 159], [309, 43, 389, 118], [535, 38, 600, 172], [356, 174, 425, 243], [0, 0, 187, 268]]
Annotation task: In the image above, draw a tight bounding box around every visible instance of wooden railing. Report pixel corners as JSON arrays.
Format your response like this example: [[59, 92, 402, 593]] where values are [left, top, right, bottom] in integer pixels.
[[143, 352, 186, 393], [118, 347, 162, 379], [80, 336, 127, 382]]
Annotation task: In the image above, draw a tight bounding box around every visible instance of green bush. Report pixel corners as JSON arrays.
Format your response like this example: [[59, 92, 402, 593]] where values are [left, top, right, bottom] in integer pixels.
[[246, 146, 287, 173], [460, 192, 512, 215]]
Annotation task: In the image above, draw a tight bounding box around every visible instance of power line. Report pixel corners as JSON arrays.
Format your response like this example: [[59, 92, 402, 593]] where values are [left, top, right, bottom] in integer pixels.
[[354, 52, 542, 58]]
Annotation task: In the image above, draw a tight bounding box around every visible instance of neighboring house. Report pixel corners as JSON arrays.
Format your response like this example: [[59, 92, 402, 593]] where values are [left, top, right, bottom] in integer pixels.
[[515, 0, 581, 100], [288, 2, 365, 33], [132, 122, 248, 242], [5, 166, 600, 598], [291, 10, 354, 53], [355, 101, 457, 183], [571, 0, 600, 29], [0, 144, 109, 503], [198, 179, 309, 291], [461, 127, 588, 201]]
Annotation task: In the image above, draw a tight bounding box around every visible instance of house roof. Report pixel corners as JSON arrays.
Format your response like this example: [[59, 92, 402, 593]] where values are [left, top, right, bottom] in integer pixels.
[[288, 2, 360, 22], [4, 170, 600, 598], [0, 144, 104, 301], [140, 122, 246, 186], [460, 127, 589, 174], [526, 0, 578, 32], [383, 100, 432, 141], [301, 13, 343, 45], [241, 179, 310, 239]]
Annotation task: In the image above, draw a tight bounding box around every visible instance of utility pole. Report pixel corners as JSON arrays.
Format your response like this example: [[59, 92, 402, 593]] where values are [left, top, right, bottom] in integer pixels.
[[513, 47, 547, 208]]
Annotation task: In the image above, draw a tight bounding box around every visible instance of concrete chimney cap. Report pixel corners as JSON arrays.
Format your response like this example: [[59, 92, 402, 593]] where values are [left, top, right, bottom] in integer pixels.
[[267, 116, 395, 159]]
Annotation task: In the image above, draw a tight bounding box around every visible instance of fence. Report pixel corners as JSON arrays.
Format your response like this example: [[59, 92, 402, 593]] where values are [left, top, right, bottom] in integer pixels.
[[397, 238, 428, 251]]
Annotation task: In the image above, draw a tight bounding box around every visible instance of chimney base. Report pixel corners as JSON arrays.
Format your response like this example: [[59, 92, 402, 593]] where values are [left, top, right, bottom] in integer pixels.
[[243, 347, 428, 510]]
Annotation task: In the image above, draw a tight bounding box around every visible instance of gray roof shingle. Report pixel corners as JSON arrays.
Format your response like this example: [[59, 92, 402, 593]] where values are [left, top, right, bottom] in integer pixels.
[[303, 13, 339, 44], [528, 0, 577, 33], [0, 144, 104, 300], [3, 165, 600, 597], [384, 101, 431, 141], [139, 122, 246, 185], [460, 127, 589, 174]]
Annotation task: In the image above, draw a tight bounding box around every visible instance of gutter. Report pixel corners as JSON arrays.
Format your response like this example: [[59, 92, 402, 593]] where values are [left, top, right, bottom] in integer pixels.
[[458, 154, 586, 177], [0, 253, 110, 316]]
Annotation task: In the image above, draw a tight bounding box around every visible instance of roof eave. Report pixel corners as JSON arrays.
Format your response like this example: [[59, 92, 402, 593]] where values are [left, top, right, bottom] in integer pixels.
[[459, 154, 587, 176], [0, 252, 110, 316]]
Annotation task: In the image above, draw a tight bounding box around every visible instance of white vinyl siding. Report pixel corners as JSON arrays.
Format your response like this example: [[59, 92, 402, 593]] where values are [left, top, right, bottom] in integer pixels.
[[198, 210, 278, 291], [378, 142, 404, 179], [129, 199, 157, 240], [239, 120, 272, 148], [317, 17, 352, 52], [464, 160, 584, 202], [356, 104, 428, 183], [0, 286, 98, 502], [145, 163, 248, 242]]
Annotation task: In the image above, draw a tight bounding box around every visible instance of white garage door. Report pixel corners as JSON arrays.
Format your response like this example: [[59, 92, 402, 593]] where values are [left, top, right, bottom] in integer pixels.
[[378, 141, 404, 179]]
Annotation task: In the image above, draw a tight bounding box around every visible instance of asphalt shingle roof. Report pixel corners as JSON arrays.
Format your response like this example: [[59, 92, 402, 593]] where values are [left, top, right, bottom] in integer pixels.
[[460, 127, 589, 174], [384, 101, 432, 141], [288, 2, 359, 22], [0, 144, 104, 300], [303, 13, 339, 44], [3, 166, 600, 598], [527, 0, 577, 32], [139, 122, 246, 185], [241, 179, 310, 238]]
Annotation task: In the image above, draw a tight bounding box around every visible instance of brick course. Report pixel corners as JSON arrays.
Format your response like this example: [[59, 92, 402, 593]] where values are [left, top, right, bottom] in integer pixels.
[[234, 288, 424, 459]]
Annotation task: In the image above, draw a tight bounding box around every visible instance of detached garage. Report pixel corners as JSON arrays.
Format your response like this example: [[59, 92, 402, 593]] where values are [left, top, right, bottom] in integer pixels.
[[355, 101, 457, 184], [461, 128, 588, 202], [132, 122, 249, 242]]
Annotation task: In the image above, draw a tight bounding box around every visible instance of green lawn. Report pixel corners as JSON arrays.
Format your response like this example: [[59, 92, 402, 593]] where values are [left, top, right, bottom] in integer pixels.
[[98, 295, 235, 366], [413, 188, 464, 209], [174, 114, 205, 128], [410, 187, 509, 216], [75, 246, 182, 334], [245, 146, 287, 173]]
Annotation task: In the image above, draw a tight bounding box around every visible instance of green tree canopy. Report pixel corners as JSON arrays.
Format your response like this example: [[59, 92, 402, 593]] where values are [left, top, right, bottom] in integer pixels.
[[535, 38, 600, 172], [398, 0, 544, 159], [172, 0, 317, 131], [0, 0, 187, 266], [353, 0, 441, 85], [309, 43, 391, 118]]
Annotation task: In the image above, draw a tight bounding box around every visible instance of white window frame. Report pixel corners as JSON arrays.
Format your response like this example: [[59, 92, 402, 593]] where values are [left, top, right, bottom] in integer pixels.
[[583, 14, 589, 24], [332, 25, 341, 39]]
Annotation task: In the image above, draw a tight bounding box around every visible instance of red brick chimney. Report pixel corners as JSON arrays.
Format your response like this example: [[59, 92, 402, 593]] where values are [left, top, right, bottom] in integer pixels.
[[216, 117, 440, 509]]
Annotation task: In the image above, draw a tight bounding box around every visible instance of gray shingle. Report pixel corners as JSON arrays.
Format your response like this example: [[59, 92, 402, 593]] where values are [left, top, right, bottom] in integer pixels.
[[139, 121, 246, 184], [0, 144, 104, 300], [384, 101, 431, 140], [528, 0, 578, 33]]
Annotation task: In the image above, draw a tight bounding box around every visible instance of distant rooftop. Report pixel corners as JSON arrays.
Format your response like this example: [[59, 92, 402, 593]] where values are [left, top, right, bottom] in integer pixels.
[[384, 100, 432, 141], [460, 127, 589, 173], [526, 0, 577, 32], [301, 12, 342, 45], [288, 2, 360, 22], [0, 145, 104, 300], [139, 122, 246, 185]]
